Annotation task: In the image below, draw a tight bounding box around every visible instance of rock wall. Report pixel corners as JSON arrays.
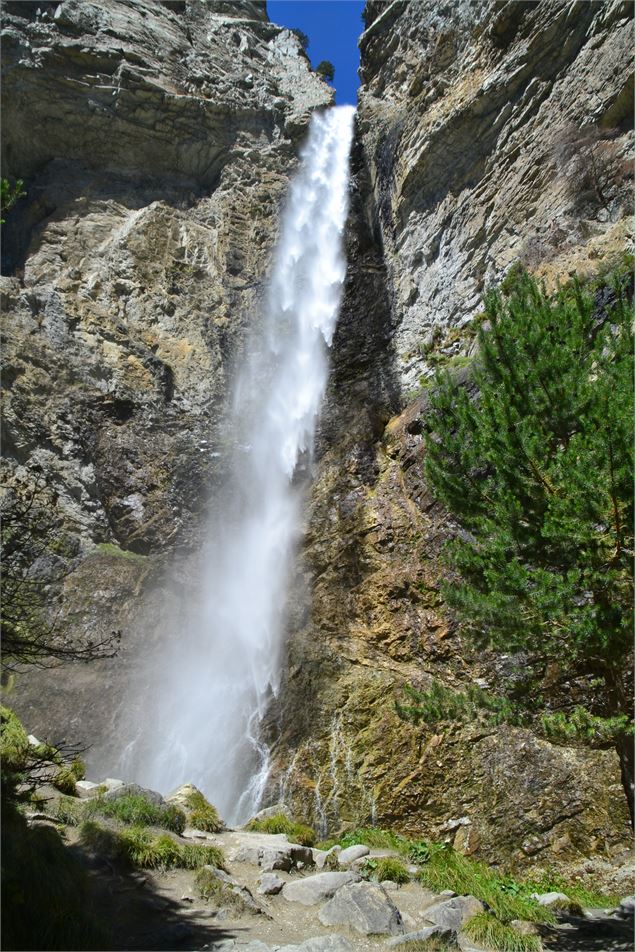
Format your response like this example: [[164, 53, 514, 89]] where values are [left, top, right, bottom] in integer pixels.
[[3, 0, 633, 875], [1, 0, 330, 752], [267, 0, 634, 872]]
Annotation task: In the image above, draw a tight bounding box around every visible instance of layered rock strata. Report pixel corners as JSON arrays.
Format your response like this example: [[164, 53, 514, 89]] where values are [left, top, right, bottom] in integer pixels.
[[268, 0, 634, 871]]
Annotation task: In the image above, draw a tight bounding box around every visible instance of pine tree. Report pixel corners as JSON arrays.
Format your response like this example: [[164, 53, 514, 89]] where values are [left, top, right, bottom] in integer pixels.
[[423, 266, 634, 822]]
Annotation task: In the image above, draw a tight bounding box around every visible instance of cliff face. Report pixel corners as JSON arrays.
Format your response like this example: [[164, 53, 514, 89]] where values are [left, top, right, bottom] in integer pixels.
[[3, 0, 633, 876], [269, 0, 634, 873], [1, 0, 330, 751]]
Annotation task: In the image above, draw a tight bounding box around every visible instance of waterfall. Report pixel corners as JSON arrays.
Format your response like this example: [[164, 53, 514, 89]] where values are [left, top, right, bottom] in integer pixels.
[[122, 106, 355, 824]]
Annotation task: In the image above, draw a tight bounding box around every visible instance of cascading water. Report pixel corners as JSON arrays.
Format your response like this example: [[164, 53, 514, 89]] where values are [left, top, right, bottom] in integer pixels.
[[121, 106, 355, 824]]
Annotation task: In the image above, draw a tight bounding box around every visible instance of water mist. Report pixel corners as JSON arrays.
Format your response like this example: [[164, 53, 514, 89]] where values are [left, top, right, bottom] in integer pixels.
[[120, 106, 355, 824]]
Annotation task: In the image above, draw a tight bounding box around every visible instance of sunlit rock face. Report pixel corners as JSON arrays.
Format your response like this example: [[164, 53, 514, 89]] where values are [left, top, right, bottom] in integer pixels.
[[266, 0, 633, 870], [3, 0, 633, 875], [1, 0, 330, 762]]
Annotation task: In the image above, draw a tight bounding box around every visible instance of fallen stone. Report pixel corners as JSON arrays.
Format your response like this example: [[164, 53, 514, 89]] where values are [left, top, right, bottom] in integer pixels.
[[27, 734, 42, 746], [257, 873, 285, 896], [318, 882, 404, 935], [338, 845, 370, 865], [422, 895, 484, 930], [282, 871, 361, 905], [75, 780, 100, 799], [440, 889, 457, 897], [617, 896, 634, 919], [531, 891, 569, 907], [387, 926, 449, 947], [102, 777, 125, 793], [315, 845, 341, 869], [183, 827, 217, 841], [381, 881, 399, 891], [230, 832, 314, 871]]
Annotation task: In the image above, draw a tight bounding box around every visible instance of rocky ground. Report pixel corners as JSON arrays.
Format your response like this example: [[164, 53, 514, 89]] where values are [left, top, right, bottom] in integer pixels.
[[22, 777, 634, 952]]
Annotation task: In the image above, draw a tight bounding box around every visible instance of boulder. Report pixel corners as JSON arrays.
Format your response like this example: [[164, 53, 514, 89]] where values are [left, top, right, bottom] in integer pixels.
[[387, 926, 450, 947], [338, 845, 370, 865], [75, 780, 100, 799], [318, 882, 404, 935], [531, 891, 570, 907], [422, 895, 484, 930], [101, 778, 124, 793], [257, 873, 285, 896], [282, 871, 361, 906], [617, 895, 635, 919], [103, 782, 165, 806], [315, 845, 341, 869], [229, 832, 314, 872]]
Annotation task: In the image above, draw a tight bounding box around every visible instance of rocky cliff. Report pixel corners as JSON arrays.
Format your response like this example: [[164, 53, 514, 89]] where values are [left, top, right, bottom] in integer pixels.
[[267, 0, 634, 874], [3, 0, 633, 878]]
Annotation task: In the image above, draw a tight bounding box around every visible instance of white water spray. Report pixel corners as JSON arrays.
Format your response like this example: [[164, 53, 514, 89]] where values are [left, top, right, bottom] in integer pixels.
[[122, 107, 355, 823]]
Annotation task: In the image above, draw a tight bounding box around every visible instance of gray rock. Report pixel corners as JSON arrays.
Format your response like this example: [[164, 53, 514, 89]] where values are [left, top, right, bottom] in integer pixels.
[[387, 926, 449, 947], [282, 871, 361, 906], [617, 895, 635, 918], [103, 782, 165, 806], [75, 780, 100, 799], [531, 891, 569, 907], [422, 895, 484, 930], [318, 882, 404, 935], [101, 778, 124, 793], [338, 845, 370, 865], [257, 873, 285, 896], [315, 845, 342, 869]]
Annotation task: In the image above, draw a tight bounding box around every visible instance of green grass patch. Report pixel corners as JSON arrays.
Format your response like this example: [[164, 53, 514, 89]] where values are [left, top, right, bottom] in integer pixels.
[[79, 820, 225, 870], [95, 542, 147, 562], [463, 912, 542, 952], [318, 827, 410, 854], [524, 870, 620, 909], [363, 856, 410, 884], [393, 941, 455, 952], [185, 789, 223, 833], [2, 801, 111, 950], [417, 848, 554, 925], [246, 813, 316, 847], [56, 793, 186, 834]]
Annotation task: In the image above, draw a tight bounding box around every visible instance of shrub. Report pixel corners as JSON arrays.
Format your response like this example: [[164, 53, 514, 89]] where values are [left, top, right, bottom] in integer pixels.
[[185, 789, 223, 833], [195, 867, 250, 913], [364, 856, 410, 884], [52, 766, 79, 796], [418, 848, 553, 925], [463, 912, 542, 952], [79, 821, 225, 870], [246, 813, 316, 847], [2, 802, 110, 950]]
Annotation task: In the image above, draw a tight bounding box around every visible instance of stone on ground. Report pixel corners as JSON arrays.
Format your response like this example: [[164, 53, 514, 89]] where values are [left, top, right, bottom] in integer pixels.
[[315, 845, 341, 869], [282, 871, 361, 905], [387, 925, 451, 947], [531, 891, 569, 906], [247, 803, 292, 824], [257, 873, 285, 896], [617, 895, 635, 918], [422, 895, 484, 930], [337, 845, 370, 865], [75, 780, 101, 798], [318, 882, 404, 935]]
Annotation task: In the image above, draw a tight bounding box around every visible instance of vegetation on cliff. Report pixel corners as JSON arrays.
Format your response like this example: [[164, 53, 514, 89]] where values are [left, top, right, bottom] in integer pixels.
[[417, 266, 634, 819]]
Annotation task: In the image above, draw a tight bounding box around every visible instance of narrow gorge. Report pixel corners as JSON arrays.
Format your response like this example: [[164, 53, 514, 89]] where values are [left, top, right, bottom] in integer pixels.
[[1, 1, 633, 950]]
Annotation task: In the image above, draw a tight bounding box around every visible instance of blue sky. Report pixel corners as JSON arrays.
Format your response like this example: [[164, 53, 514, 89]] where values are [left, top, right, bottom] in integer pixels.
[[268, 1, 365, 105]]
